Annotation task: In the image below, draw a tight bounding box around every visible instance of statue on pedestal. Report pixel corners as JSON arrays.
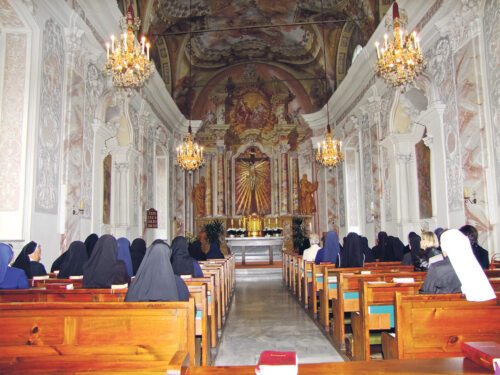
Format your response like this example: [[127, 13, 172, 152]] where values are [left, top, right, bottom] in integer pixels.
[[299, 174, 318, 215], [192, 176, 207, 217]]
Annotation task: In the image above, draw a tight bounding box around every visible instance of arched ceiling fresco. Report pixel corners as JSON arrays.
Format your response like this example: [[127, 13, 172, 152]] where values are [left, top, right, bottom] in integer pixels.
[[119, 0, 391, 122]]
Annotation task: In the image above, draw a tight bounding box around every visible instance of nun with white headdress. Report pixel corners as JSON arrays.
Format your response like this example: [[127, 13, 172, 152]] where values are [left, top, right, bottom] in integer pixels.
[[420, 229, 495, 302]]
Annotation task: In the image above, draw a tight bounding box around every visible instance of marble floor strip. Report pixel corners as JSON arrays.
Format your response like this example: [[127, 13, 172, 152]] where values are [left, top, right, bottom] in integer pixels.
[[214, 268, 343, 366]]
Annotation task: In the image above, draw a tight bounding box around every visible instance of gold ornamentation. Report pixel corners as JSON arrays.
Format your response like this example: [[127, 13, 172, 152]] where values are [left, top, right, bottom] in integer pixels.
[[103, 5, 154, 89], [176, 126, 204, 172], [236, 148, 271, 215], [316, 124, 343, 169], [374, 2, 425, 90]]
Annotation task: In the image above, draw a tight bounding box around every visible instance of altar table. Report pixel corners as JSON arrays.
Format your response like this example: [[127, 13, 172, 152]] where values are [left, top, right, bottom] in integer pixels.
[[225, 236, 284, 265]]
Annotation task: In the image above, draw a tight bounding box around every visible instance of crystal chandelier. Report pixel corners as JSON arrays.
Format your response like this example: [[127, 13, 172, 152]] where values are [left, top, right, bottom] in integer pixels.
[[176, 0, 205, 173], [374, 2, 425, 90], [176, 125, 204, 172], [316, 124, 343, 169], [316, 2, 343, 170], [103, 5, 154, 89]]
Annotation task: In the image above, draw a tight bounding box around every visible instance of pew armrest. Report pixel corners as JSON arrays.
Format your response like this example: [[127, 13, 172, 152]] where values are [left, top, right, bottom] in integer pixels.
[[166, 351, 189, 375], [381, 332, 398, 360]]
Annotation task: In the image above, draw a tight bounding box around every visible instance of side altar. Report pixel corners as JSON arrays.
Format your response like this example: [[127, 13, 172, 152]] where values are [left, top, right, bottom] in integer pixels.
[[225, 236, 284, 265]]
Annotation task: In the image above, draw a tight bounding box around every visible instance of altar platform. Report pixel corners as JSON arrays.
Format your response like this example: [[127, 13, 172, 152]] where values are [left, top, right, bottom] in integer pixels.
[[225, 236, 284, 265]]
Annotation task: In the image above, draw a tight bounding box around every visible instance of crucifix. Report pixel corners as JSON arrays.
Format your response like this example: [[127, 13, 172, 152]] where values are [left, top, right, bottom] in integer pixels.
[[237, 147, 268, 215]]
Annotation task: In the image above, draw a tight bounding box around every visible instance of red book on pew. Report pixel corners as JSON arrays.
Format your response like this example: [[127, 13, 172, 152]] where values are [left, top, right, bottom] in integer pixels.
[[255, 351, 297, 375], [462, 341, 500, 372]]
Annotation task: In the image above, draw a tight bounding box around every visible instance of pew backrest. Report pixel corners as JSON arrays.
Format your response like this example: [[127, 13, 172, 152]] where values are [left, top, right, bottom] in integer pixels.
[[393, 293, 500, 359], [0, 299, 196, 367]]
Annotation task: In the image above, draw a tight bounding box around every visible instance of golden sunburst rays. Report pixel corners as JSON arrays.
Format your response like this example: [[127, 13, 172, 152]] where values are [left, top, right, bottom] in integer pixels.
[[236, 159, 271, 215]]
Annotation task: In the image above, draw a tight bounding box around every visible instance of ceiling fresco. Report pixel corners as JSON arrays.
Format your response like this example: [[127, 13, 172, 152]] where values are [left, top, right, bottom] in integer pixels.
[[118, 0, 390, 120]]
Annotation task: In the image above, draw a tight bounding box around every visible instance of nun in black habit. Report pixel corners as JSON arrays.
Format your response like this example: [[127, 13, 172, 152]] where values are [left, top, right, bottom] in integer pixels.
[[50, 251, 67, 272], [84, 233, 99, 258], [83, 235, 128, 288], [12, 241, 47, 279], [339, 233, 365, 268], [171, 236, 204, 277], [129, 238, 146, 276], [57, 241, 88, 279], [371, 232, 388, 261], [125, 241, 189, 302]]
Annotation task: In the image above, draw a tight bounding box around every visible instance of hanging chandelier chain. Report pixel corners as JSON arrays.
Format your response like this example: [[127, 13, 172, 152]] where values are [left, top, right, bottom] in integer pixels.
[[176, 0, 205, 173], [315, 0, 343, 170]]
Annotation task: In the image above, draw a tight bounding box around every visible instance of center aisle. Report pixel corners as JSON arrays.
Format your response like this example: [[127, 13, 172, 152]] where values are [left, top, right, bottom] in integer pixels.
[[214, 268, 343, 366]]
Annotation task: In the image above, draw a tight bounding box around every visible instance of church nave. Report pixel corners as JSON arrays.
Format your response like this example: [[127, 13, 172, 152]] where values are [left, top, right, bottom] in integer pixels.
[[214, 268, 343, 366]]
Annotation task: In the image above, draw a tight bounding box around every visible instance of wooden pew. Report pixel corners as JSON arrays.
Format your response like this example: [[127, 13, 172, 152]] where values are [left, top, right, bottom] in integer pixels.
[[329, 270, 426, 347], [310, 263, 336, 318], [301, 261, 314, 308], [351, 281, 423, 360], [317, 265, 414, 330], [0, 284, 211, 367], [190, 276, 218, 348], [200, 258, 233, 309], [199, 266, 223, 332], [382, 293, 500, 360], [0, 288, 127, 302], [291, 254, 302, 297], [0, 299, 196, 370], [185, 282, 210, 366], [30, 278, 83, 288]]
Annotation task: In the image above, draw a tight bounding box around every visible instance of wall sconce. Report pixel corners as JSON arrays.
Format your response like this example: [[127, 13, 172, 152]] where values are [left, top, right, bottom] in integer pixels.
[[73, 200, 84, 215], [464, 188, 477, 205]]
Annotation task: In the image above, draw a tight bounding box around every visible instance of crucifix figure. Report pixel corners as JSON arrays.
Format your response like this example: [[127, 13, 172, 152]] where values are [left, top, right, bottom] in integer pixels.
[[236, 147, 270, 215]]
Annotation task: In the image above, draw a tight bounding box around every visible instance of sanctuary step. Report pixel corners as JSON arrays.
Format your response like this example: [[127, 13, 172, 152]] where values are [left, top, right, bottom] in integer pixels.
[[235, 267, 282, 281]]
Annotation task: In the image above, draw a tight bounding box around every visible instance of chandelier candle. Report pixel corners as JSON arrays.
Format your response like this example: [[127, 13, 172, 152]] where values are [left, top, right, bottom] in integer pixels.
[[374, 1, 425, 90]]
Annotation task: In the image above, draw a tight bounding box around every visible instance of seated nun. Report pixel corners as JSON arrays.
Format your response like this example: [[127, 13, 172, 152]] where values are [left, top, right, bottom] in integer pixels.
[[315, 231, 341, 265], [188, 230, 208, 261], [83, 234, 129, 288], [420, 229, 495, 301], [57, 241, 88, 279], [0, 243, 28, 289], [129, 238, 146, 276], [302, 234, 321, 263], [339, 232, 365, 268], [206, 240, 225, 259], [125, 241, 189, 302], [117, 237, 134, 278], [460, 225, 490, 269], [50, 250, 68, 273], [171, 236, 203, 277], [12, 241, 47, 278], [84, 233, 99, 258], [360, 236, 375, 263]]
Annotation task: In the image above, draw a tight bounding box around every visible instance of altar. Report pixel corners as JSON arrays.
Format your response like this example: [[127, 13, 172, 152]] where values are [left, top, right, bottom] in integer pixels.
[[225, 237, 284, 265]]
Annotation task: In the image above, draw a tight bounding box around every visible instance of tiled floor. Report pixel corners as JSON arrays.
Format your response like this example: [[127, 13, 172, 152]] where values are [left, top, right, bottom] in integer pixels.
[[214, 268, 343, 366]]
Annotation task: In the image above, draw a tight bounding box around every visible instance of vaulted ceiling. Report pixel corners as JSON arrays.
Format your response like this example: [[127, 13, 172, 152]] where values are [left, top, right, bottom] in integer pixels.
[[119, 0, 392, 121]]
